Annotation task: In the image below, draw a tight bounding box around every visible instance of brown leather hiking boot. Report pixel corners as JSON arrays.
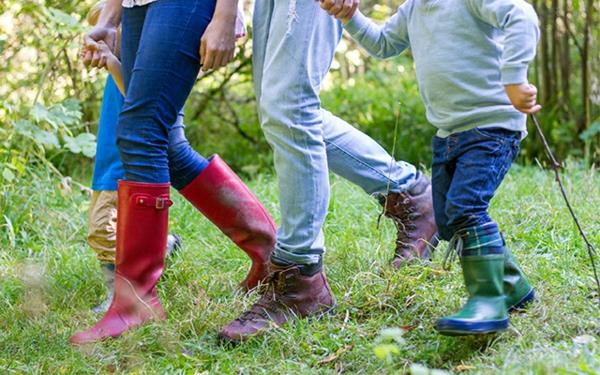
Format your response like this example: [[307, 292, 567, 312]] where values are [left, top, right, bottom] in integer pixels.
[[219, 262, 336, 342], [379, 174, 438, 268]]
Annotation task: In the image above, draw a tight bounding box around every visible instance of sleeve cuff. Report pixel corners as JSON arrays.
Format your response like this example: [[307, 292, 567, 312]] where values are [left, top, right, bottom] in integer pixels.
[[501, 65, 529, 85]]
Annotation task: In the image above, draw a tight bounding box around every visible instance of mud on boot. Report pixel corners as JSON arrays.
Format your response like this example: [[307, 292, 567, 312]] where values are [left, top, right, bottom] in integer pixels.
[[179, 155, 276, 292]]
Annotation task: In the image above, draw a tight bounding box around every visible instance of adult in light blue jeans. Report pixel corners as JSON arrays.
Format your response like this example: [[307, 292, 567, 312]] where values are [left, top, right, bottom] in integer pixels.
[[219, 0, 437, 343]]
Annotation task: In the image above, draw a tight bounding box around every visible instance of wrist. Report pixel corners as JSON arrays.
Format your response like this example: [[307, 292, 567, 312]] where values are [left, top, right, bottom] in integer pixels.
[[97, 8, 121, 28], [213, 0, 238, 22], [96, 21, 118, 30], [213, 12, 237, 23]]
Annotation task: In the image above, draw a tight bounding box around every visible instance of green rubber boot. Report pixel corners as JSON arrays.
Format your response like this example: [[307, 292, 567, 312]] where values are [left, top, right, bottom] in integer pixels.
[[436, 223, 509, 336], [504, 246, 535, 311]]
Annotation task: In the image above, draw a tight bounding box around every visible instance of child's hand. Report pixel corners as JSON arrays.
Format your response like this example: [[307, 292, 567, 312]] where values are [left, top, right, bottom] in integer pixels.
[[93, 41, 118, 70], [505, 83, 542, 114], [319, 0, 359, 23], [81, 25, 117, 69]]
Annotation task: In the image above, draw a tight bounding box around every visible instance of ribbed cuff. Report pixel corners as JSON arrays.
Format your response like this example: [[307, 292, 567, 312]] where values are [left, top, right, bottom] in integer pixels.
[[501, 65, 529, 85]]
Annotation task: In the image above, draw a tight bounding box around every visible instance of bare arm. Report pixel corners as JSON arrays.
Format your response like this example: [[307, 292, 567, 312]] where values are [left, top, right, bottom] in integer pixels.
[[82, 0, 123, 68], [91, 41, 125, 95], [96, 0, 123, 28], [106, 56, 126, 96]]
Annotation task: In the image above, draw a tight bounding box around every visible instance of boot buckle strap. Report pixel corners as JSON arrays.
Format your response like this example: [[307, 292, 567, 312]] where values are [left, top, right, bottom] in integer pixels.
[[134, 194, 173, 210]]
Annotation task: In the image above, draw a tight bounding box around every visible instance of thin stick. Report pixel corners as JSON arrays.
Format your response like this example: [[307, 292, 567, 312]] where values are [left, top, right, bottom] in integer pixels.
[[530, 114, 600, 299]]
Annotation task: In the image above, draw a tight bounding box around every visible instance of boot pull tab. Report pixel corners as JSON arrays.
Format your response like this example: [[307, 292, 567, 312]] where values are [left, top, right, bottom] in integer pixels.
[[134, 194, 173, 210]]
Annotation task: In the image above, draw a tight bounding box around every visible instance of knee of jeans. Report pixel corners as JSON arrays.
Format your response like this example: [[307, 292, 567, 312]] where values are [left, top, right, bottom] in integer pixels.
[[168, 125, 188, 155], [257, 94, 284, 131], [259, 98, 323, 148], [116, 126, 169, 178]]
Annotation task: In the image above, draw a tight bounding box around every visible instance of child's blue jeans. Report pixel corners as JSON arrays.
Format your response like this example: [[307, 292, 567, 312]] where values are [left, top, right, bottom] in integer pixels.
[[117, 0, 215, 186], [431, 127, 521, 241]]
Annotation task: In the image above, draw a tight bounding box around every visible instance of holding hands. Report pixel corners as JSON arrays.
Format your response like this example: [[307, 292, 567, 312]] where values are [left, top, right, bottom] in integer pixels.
[[80, 2, 247, 73], [80, 40, 117, 68], [319, 0, 360, 23], [81, 25, 118, 69], [505, 83, 542, 114]]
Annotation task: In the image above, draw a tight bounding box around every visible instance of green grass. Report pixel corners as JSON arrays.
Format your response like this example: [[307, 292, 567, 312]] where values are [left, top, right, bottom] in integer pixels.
[[1, 164, 600, 374]]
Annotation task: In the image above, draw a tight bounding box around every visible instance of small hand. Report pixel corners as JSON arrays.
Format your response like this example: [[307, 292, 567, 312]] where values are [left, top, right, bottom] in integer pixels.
[[200, 16, 237, 71], [81, 25, 117, 68], [95, 41, 119, 69], [505, 83, 542, 114], [319, 0, 359, 22]]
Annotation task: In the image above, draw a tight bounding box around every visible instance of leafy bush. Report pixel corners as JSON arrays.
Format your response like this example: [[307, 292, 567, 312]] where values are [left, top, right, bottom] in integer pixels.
[[0, 0, 598, 186]]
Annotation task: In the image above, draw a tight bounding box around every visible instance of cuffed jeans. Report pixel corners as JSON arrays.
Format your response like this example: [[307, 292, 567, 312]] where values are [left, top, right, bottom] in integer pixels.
[[118, 0, 214, 187], [253, 0, 418, 265]]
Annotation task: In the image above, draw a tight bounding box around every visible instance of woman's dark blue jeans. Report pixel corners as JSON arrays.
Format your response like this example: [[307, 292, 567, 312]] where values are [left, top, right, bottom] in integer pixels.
[[118, 0, 216, 187], [431, 127, 521, 241]]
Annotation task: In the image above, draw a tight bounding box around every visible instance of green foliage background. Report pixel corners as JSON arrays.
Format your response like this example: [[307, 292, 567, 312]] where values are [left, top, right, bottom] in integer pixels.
[[0, 0, 598, 185]]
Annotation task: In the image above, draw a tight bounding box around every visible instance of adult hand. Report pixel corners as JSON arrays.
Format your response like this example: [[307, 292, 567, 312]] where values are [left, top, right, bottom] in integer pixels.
[[81, 25, 118, 68], [200, 16, 237, 71], [319, 0, 359, 21], [505, 83, 542, 114]]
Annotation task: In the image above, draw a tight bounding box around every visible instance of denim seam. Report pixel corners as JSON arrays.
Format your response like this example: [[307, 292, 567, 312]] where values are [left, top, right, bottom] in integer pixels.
[[143, 1, 198, 138], [324, 139, 404, 193], [466, 136, 502, 217], [461, 135, 513, 232], [271, 0, 323, 265], [297, 1, 323, 263], [443, 134, 496, 235]]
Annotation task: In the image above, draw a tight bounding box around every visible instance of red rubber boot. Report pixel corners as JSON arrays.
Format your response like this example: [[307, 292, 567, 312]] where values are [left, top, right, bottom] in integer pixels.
[[179, 155, 276, 291], [70, 181, 172, 345]]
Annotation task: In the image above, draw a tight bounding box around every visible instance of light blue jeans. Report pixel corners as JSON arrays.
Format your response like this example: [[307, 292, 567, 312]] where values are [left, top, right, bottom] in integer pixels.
[[253, 0, 418, 266]]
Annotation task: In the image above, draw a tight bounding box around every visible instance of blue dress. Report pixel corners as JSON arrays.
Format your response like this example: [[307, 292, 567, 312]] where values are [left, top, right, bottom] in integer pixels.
[[91, 75, 124, 191]]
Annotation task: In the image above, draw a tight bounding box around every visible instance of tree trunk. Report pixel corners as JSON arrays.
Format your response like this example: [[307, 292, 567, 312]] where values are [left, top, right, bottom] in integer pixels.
[[558, 0, 570, 113], [539, 0, 553, 104], [580, 0, 594, 134], [551, 0, 559, 101]]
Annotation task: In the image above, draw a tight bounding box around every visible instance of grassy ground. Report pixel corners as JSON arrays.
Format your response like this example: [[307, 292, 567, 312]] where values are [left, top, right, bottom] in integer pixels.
[[1, 164, 600, 374]]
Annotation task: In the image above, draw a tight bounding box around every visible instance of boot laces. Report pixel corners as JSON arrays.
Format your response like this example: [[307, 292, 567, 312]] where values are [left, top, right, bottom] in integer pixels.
[[388, 194, 419, 252], [442, 233, 464, 270], [237, 270, 289, 323]]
